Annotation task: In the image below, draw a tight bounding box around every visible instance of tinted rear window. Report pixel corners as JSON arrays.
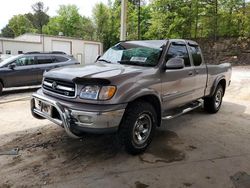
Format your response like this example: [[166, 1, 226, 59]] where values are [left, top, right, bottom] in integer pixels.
[[37, 56, 53, 64], [189, 46, 202, 66], [54, 56, 69, 62]]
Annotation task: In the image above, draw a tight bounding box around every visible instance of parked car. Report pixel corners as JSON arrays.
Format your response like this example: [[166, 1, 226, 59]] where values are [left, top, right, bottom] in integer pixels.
[[0, 54, 13, 62], [0, 52, 80, 94], [31, 40, 232, 154]]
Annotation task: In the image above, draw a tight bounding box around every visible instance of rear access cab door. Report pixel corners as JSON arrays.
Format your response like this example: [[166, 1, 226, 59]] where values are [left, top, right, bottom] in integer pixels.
[[161, 41, 196, 111], [187, 42, 207, 100]]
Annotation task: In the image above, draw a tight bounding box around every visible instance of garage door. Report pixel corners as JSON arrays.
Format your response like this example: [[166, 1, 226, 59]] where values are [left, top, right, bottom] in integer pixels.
[[84, 44, 100, 64], [52, 40, 71, 55]]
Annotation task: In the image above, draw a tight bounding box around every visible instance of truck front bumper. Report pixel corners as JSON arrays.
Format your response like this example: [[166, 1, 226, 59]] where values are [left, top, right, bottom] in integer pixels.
[[31, 92, 126, 138]]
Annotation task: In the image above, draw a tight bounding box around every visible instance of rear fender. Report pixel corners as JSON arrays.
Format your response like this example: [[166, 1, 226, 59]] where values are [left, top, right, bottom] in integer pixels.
[[209, 75, 226, 97]]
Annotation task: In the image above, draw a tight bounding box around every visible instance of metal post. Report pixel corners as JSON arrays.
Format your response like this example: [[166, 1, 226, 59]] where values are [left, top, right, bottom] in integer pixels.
[[138, 0, 141, 40], [120, 0, 127, 41]]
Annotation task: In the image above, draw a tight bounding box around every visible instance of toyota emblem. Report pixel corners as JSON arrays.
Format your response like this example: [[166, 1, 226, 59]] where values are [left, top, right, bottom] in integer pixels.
[[52, 81, 57, 90]]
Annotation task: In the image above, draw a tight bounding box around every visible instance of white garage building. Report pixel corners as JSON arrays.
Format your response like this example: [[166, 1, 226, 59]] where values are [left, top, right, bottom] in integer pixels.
[[0, 33, 103, 64]]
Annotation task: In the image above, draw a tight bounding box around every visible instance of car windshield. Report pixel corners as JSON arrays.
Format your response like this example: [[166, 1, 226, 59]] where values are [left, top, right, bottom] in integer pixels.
[[0, 55, 21, 68], [99, 43, 162, 67]]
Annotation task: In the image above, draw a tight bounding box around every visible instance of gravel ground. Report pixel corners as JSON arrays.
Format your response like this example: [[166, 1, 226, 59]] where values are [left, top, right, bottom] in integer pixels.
[[0, 66, 250, 188]]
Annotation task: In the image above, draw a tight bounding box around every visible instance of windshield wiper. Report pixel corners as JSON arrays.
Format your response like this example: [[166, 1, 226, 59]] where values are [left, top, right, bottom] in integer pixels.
[[98, 59, 112, 64]]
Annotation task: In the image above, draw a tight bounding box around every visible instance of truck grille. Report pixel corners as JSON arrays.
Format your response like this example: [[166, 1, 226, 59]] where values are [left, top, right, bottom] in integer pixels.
[[43, 78, 76, 97]]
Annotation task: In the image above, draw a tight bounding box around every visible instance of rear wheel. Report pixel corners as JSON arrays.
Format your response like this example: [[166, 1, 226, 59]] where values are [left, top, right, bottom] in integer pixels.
[[119, 101, 157, 155], [204, 85, 224, 114]]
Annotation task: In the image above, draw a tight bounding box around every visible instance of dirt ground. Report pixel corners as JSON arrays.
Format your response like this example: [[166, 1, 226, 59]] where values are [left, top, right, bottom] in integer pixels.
[[0, 66, 250, 188]]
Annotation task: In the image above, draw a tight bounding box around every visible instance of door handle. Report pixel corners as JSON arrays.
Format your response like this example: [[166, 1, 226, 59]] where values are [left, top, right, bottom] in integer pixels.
[[188, 71, 193, 76], [195, 70, 199, 74]]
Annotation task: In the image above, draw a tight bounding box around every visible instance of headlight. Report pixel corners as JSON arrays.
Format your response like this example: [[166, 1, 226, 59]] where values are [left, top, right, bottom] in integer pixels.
[[80, 85, 100, 100], [80, 85, 116, 100]]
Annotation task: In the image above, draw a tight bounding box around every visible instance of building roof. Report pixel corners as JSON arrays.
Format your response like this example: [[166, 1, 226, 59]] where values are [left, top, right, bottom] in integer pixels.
[[0, 33, 102, 44]]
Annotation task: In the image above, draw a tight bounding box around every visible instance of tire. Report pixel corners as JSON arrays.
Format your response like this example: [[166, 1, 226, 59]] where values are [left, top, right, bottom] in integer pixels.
[[204, 84, 224, 114], [0, 82, 3, 95], [70, 127, 85, 137], [119, 100, 157, 155]]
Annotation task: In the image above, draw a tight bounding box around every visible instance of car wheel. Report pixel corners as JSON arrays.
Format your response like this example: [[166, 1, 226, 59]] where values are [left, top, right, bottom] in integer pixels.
[[204, 84, 224, 114], [119, 101, 157, 155], [0, 82, 3, 95]]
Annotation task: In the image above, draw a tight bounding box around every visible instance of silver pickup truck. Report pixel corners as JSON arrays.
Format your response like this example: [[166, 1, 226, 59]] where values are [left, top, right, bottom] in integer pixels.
[[31, 39, 232, 154]]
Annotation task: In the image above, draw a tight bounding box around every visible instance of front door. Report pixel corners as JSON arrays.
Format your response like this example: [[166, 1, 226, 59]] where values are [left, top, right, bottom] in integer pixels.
[[161, 42, 196, 111], [4, 56, 39, 87]]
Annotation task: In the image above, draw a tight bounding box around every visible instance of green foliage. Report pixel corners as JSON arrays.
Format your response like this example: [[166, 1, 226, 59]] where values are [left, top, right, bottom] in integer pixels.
[[43, 5, 83, 37], [93, 3, 111, 48], [1, 24, 15, 38], [29, 1, 50, 34], [43, 5, 95, 40], [8, 14, 36, 37], [144, 0, 250, 39]]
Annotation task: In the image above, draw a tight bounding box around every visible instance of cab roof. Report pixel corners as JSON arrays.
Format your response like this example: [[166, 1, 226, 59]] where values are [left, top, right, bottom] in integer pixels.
[[120, 40, 168, 49], [121, 39, 199, 49]]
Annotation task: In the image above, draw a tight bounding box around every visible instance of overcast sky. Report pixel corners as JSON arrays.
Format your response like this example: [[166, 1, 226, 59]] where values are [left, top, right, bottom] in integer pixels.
[[0, 0, 108, 30]]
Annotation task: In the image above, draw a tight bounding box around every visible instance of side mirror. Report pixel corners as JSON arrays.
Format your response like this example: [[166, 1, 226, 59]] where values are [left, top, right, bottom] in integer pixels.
[[95, 55, 101, 62], [165, 58, 185, 70], [8, 63, 16, 69]]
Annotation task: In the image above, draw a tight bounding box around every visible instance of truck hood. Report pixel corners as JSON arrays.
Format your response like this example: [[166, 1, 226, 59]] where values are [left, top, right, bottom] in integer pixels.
[[44, 62, 151, 83]]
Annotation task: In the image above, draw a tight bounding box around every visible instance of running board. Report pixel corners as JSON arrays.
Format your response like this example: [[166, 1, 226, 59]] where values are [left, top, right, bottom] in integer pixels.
[[162, 101, 202, 120]]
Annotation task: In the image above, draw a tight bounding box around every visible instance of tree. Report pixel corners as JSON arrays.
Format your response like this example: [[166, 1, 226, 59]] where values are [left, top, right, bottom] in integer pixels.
[[146, 0, 195, 39], [8, 14, 35, 37], [1, 24, 15, 38], [43, 5, 83, 37], [93, 3, 111, 49], [81, 16, 96, 40], [29, 1, 50, 34]]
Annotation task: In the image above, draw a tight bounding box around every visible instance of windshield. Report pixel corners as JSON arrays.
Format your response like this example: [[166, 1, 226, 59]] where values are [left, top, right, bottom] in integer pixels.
[[0, 55, 21, 67], [99, 43, 162, 67]]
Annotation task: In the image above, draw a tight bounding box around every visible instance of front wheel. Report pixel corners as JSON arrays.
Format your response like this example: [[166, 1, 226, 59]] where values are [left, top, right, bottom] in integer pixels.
[[119, 101, 157, 155], [204, 84, 224, 114]]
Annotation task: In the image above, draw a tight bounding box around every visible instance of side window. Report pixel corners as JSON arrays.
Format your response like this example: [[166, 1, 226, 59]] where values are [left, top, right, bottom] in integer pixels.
[[54, 56, 69, 63], [166, 43, 191, 67], [37, 56, 53, 64], [189, 45, 202, 66], [14, 56, 35, 66]]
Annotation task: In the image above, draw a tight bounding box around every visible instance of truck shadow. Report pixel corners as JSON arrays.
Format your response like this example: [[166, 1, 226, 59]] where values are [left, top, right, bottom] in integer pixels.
[[0, 101, 248, 186]]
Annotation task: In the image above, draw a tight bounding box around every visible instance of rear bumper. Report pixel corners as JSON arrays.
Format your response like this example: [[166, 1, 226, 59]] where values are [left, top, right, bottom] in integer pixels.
[[31, 92, 125, 138]]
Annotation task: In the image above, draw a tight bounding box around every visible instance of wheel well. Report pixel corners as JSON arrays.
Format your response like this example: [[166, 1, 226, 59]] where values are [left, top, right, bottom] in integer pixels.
[[130, 95, 162, 127], [0, 79, 3, 87], [218, 79, 226, 96]]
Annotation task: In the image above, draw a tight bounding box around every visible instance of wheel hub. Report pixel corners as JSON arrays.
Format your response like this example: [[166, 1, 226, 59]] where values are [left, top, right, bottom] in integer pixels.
[[215, 89, 222, 108], [133, 113, 152, 145]]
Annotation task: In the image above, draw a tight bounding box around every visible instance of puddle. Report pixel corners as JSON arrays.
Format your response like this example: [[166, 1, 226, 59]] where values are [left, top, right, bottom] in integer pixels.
[[183, 182, 193, 187], [139, 130, 185, 164], [231, 171, 250, 188], [135, 181, 149, 188]]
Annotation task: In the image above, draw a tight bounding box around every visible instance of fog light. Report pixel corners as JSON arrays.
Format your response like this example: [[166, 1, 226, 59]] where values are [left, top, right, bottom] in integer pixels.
[[78, 115, 93, 124], [34, 99, 42, 110]]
